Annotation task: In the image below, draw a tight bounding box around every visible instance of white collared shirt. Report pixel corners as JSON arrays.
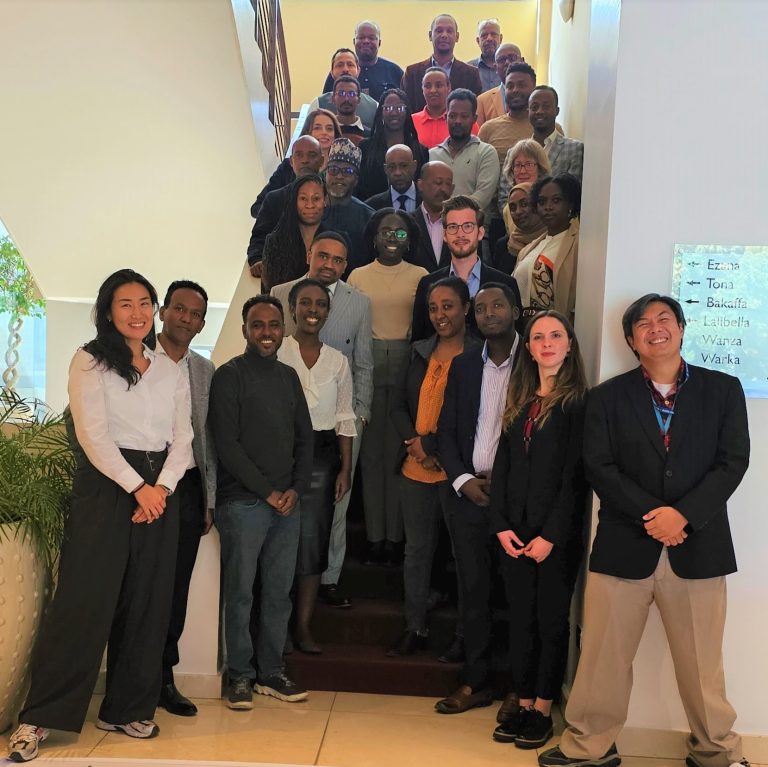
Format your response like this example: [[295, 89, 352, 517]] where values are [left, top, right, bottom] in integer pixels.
[[421, 203, 444, 264], [543, 129, 559, 152], [452, 335, 520, 495], [390, 182, 417, 213], [155, 339, 197, 471], [68, 346, 193, 493]]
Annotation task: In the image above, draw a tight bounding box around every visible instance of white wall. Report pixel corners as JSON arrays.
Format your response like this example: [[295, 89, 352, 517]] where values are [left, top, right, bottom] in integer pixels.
[[569, 0, 768, 754]]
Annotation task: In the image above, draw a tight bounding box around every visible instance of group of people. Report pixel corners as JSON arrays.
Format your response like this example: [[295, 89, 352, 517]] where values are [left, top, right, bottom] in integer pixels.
[[5, 13, 751, 767]]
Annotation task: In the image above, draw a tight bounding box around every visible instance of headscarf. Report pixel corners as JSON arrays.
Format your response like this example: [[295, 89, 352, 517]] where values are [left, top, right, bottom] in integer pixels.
[[504, 182, 547, 257]]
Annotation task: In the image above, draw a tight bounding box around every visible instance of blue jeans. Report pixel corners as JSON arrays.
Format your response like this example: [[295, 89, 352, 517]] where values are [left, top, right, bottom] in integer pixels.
[[217, 498, 300, 679]]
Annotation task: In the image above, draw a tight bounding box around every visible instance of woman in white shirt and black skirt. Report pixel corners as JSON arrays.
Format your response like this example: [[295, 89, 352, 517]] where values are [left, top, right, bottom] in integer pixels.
[[8, 269, 193, 763]]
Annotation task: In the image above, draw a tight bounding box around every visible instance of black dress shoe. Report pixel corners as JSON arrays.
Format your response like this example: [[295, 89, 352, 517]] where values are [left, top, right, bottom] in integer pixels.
[[382, 540, 403, 567], [158, 682, 197, 717], [386, 630, 427, 657], [318, 583, 352, 608], [437, 634, 465, 664], [363, 541, 385, 566]]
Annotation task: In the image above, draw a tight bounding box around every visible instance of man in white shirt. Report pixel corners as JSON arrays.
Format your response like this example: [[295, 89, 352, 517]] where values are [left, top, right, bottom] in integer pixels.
[[155, 280, 216, 718], [410, 160, 454, 272], [435, 283, 521, 715]]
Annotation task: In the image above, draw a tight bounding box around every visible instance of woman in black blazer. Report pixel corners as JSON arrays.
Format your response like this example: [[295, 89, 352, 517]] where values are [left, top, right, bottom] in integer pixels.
[[388, 276, 479, 656], [489, 310, 588, 750]]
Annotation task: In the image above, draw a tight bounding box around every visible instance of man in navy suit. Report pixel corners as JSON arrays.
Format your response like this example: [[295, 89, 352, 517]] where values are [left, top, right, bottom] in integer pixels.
[[435, 282, 521, 715], [364, 145, 421, 212], [411, 195, 522, 341], [540, 294, 750, 767]]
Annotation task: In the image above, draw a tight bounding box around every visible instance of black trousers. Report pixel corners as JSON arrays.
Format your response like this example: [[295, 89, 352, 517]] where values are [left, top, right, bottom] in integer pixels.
[[498, 536, 582, 700], [444, 491, 494, 690], [20, 449, 179, 732], [162, 467, 205, 685], [296, 430, 340, 577]]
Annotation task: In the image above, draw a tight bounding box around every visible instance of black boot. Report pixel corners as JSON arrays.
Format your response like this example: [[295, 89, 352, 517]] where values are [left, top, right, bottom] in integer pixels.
[[158, 682, 198, 716]]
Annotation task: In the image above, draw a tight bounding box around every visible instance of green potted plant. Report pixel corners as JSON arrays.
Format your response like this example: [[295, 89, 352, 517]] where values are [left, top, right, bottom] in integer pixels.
[[0, 388, 74, 731], [0, 234, 45, 390]]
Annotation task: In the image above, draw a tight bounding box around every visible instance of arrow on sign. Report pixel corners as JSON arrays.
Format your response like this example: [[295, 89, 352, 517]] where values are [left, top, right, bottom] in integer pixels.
[[686, 280, 700, 286], [684, 299, 699, 304], [688, 261, 700, 266]]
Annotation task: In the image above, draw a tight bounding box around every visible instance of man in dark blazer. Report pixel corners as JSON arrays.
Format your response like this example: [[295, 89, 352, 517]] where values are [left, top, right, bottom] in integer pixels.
[[540, 294, 750, 767], [411, 195, 522, 341], [408, 160, 453, 272], [401, 14, 482, 112], [364, 145, 422, 212], [435, 282, 521, 715], [155, 280, 217, 717], [246, 136, 324, 277]]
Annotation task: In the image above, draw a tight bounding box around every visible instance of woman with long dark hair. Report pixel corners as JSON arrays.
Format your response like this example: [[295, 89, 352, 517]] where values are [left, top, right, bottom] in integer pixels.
[[277, 279, 355, 653], [348, 208, 427, 566], [489, 310, 588, 751], [388, 276, 479, 655], [261, 174, 327, 292], [357, 88, 429, 201], [9, 269, 193, 762], [513, 173, 581, 323]]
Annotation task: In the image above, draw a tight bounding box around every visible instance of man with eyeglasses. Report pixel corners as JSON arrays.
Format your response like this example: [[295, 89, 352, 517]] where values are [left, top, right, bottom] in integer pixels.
[[476, 43, 525, 126], [321, 21, 404, 102], [411, 195, 521, 342], [468, 19, 504, 93], [364, 144, 420, 212], [331, 76, 370, 147], [529, 86, 583, 181], [401, 14, 482, 113], [323, 138, 375, 275], [271, 232, 374, 609], [310, 48, 378, 130]]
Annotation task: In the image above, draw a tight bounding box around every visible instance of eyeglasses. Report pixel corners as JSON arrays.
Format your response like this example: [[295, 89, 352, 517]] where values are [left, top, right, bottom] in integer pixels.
[[326, 165, 357, 177], [316, 253, 347, 266], [335, 90, 359, 99], [382, 104, 407, 113], [512, 161, 537, 172], [496, 53, 521, 64], [444, 222, 477, 234], [379, 228, 409, 241]]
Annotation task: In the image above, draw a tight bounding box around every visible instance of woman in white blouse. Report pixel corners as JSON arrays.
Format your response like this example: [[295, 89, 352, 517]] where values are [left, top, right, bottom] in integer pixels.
[[278, 278, 355, 654], [9, 269, 193, 763], [513, 173, 581, 325]]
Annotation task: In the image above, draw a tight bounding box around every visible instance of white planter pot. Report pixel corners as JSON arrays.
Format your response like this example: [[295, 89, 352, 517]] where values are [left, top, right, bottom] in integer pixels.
[[0, 527, 48, 732]]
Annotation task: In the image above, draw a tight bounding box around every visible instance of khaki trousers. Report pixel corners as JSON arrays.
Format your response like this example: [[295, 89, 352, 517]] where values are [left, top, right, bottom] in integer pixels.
[[561, 549, 741, 767]]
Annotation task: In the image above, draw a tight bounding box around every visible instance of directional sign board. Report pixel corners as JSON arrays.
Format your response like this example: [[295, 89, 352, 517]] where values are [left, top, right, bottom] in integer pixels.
[[672, 244, 768, 398]]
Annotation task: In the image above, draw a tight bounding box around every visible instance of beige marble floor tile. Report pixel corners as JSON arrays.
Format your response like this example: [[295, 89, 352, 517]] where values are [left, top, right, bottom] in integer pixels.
[[30, 694, 109, 759], [332, 691, 502, 721], [319, 710, 540, 767], [89, 700, 329, 764]]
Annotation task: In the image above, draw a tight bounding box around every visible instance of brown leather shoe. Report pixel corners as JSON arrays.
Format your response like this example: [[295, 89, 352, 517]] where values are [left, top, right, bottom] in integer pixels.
[[496, 692, 520, 724], [435, 685, 493, 715]]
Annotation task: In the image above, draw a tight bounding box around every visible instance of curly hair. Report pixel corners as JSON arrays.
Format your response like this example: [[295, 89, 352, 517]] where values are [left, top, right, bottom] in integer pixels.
[[530, 173, 582, 219]]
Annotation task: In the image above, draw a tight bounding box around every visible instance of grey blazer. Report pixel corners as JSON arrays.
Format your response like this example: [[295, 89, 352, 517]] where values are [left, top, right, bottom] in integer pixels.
[[271, 277, 374, 421], [548, 134, 584, 181], [188, 350, 217, 510]]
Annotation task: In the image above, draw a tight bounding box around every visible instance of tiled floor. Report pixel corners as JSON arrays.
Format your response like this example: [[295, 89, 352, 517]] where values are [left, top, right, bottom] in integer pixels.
[[18, 693, 761, 767]]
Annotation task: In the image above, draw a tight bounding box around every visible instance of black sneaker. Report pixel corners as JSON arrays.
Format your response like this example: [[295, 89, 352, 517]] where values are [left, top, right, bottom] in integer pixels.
[[539, 743, 621, 767], [492, 705, 528, 742], [514, 709, 553, 749], [686, 759, 750, 767], [227, 675, 253, 710], [254, 671, 308, 702]]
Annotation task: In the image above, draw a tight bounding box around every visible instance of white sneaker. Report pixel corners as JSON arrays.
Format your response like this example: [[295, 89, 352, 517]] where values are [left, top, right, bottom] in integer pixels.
[[8, 723, 50, 762], [96, 719, 159, 738]]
